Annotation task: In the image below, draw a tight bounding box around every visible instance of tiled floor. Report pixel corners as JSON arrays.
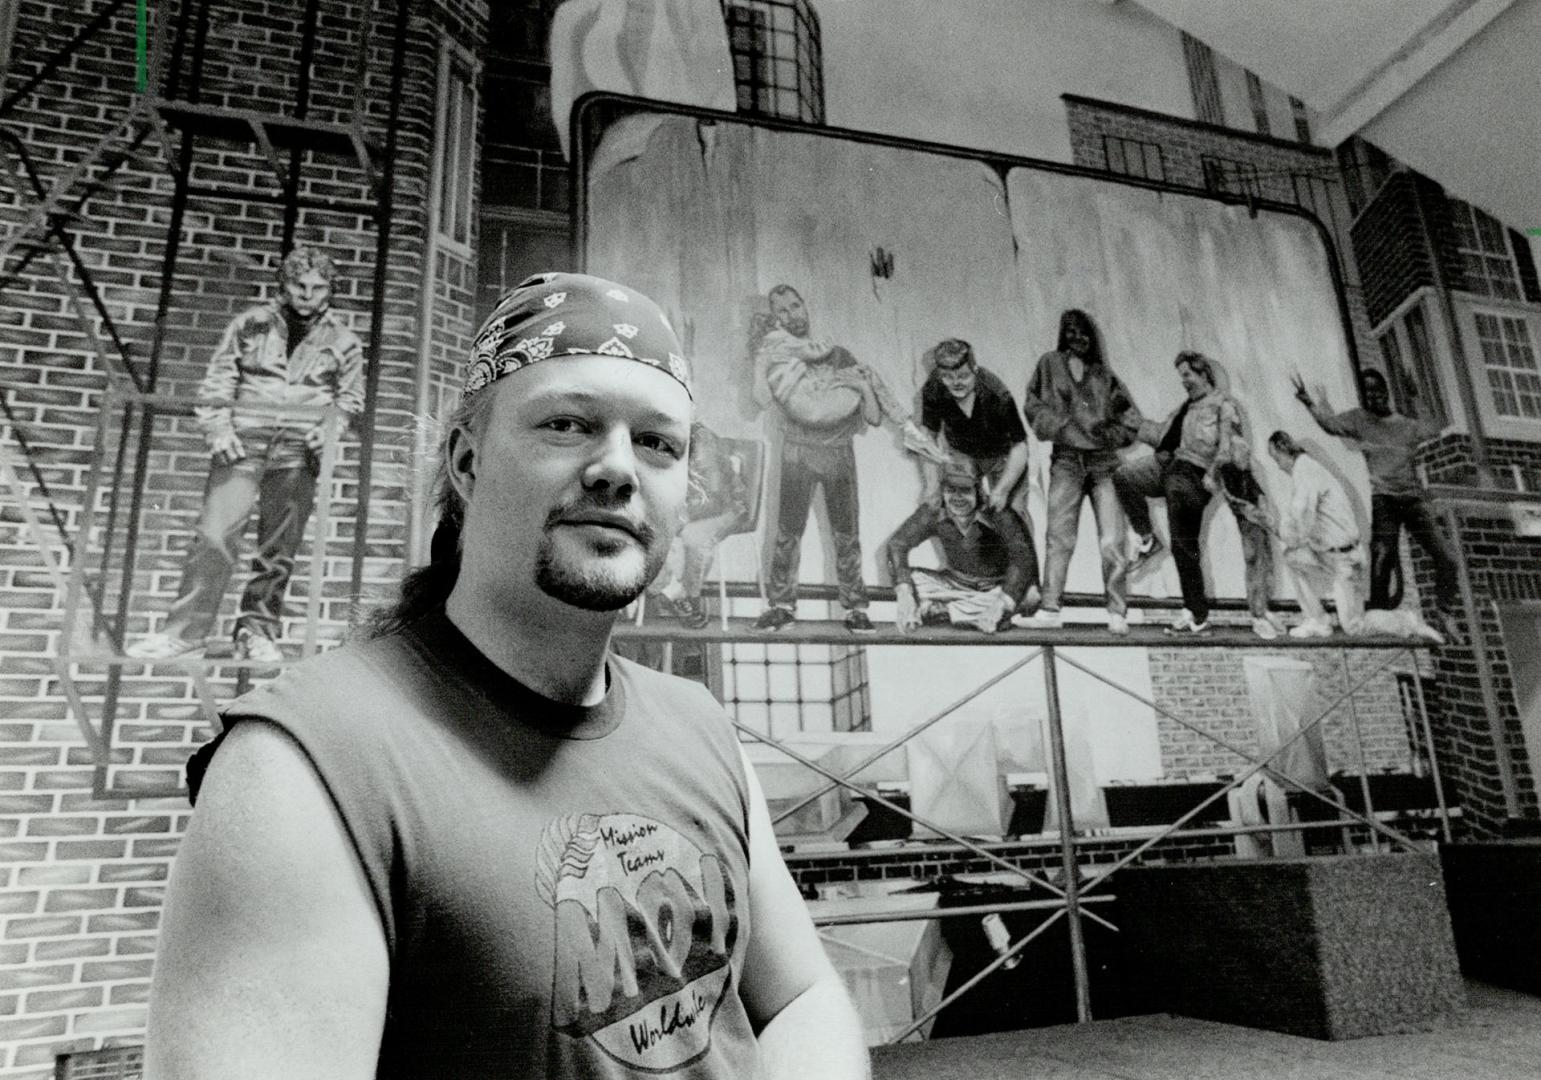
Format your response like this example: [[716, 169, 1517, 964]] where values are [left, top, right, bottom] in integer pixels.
[[873, 982, 1541, 1080]]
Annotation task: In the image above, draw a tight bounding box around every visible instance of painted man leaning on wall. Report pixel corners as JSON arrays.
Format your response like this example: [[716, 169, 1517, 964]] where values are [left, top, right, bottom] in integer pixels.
[[128, 245, 363, 663]]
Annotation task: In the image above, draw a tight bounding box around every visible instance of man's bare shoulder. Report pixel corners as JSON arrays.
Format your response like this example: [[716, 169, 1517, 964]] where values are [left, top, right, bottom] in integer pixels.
[[228, 633, 408, 716]]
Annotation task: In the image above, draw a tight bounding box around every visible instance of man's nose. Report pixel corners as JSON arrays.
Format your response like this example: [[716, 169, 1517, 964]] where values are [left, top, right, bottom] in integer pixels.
[[581, 428, 638, 496]]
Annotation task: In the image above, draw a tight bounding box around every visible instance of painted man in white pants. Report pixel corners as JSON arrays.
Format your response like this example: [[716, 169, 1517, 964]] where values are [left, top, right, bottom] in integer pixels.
[[1265, 431, 1364, 639]]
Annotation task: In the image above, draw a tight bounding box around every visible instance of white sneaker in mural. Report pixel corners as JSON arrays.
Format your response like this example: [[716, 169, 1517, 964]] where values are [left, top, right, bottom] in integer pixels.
[[125, 633, 202, 660]]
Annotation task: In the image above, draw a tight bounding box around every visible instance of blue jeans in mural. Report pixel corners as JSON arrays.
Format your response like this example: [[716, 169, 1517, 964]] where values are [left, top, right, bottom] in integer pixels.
[[1368, 493, 1460, 612], [159, 428, 319, 644], [766, 440, 868, 611], [1218, 463, 1274, 620], [1114, 454, 1211, 622], [1040, 447, 1128, 615]]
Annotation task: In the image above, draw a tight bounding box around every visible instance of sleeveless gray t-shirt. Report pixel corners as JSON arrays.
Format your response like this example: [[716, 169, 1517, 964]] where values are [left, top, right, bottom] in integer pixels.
[[216, 611, 763, 1079]]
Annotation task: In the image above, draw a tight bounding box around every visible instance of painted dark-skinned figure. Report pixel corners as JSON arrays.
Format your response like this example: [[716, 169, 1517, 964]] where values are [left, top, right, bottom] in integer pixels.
[[128, 245, 363, 663], [1017, 308, 1136, 634], [1294, 368, 1461, 642], [886, 460, 1035, 634], [919, 337, 1040, 613]]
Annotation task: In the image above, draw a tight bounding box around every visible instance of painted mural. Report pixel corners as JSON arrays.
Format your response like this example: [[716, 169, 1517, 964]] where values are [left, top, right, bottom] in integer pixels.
[[585, 112, 1364, 610], [583, 109, 1380, 810]]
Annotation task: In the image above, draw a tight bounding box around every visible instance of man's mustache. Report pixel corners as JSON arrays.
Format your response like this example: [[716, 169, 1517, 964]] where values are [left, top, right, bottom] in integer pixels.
[[544, 495, 657, 546]]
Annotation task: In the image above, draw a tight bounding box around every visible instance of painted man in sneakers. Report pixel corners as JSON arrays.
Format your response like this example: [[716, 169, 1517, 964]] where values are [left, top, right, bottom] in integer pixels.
[[651, 420, 751, 629], [128, 245, 364, 663], [886, 461, 1034, 634], [752, 283, 917, 634], [1113, 351, 1246, 635], [1017, 308, 1136, 635], [1294, 368, 1461, 642], [1265, 431, 1365, 638]]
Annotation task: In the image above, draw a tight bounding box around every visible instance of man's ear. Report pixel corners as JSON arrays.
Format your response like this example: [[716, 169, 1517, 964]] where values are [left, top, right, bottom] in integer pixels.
[[445, 424, 477, 503]]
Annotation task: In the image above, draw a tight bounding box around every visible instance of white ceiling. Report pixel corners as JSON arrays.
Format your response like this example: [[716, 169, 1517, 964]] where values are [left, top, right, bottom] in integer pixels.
[[1134, 0, 1456, 112], [1134, 0, 1539, 231]]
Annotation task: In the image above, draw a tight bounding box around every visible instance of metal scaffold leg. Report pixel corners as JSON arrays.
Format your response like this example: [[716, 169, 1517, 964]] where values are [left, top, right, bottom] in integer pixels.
[[1041, 644, 1092, 1023]]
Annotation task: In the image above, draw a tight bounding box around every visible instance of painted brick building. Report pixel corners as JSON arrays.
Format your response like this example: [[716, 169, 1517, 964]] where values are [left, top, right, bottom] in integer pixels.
[[0, 0, 485, 1072]]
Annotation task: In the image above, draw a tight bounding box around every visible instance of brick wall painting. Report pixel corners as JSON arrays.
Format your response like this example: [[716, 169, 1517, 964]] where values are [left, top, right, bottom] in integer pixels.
[[1415, 435, 1541, 832], [0, 1, 485, 1072]]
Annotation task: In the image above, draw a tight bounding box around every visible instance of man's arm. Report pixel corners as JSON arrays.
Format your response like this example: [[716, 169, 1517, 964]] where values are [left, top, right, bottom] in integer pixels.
[[884, 505, 937, 591], [1022, 355, 1068, 442], [1132, 406, 1170, 449], [308, 330, 366, 450], [332, 330, 366, 422], [144, 722, 389, 1080], [1207, 395, 1246, 489], [1100, 372, 1141, 449], [194, 312, 251, 461], [1282, 470, 1319, 550], [991, 441, 1030, 513], [1294, 379, 1358, 439], [853, 369, 884, 426], [737, 745, 870, 1078], [852, 358, 911, 427], [751, 341, 781, 411], [988, 507, 1034, 606]]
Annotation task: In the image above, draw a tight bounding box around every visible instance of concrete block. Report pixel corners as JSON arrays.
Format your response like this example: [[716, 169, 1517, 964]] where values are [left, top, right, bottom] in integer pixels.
[[1117, 853, 1464, 1039]]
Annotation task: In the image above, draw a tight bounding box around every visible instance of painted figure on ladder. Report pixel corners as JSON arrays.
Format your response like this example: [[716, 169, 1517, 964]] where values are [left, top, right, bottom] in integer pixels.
[[128, 245, 364, 663]]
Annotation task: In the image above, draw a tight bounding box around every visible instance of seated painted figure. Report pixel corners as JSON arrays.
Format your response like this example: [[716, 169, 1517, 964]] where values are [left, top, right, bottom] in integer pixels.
[[886, 461, 1036, 634]]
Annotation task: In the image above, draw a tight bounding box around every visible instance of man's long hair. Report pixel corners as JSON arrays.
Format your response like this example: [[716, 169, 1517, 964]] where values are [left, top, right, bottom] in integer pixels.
[[364, 388, 499, 638], [1174, 349, 1216, 388], [1056, 308, 1104, 367]]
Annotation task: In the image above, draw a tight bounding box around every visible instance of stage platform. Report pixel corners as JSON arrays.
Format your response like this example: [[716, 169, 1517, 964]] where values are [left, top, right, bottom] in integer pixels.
[[872, 981, 1540, 1079]]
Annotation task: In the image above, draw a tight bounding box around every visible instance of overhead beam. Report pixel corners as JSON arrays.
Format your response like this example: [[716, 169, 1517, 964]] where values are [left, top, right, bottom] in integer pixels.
[[1318, 0, 1514, 144]]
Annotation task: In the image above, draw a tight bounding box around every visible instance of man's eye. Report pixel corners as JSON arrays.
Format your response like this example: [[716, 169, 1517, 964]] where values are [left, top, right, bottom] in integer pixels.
[[542, 417, 589, 435], [636, 433, 682, 458]]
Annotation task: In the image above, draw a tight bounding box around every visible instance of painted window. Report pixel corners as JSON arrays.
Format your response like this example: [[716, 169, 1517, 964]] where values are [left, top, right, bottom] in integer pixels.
[[434, 44, 479, 252], [1181, 32, 1223, 126], [1336, 137, 1394, 219], [1474, 310, 1541, 420], [1102, 135, 1166, 182], [1289, 95, 1312, 144], [1200, 154, 1262, 200], [1245, 70, 1270, 136], [1379, 300, 1448, 425], [1451, 199, 1523, 301], [1402, 303, 1447, 426], [726, 0, 825, 124], [723, 640, 872, 738]]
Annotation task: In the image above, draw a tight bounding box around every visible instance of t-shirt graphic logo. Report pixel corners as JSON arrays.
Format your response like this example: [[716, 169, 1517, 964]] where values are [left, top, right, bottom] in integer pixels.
[[537, 812, 739, 1072]]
